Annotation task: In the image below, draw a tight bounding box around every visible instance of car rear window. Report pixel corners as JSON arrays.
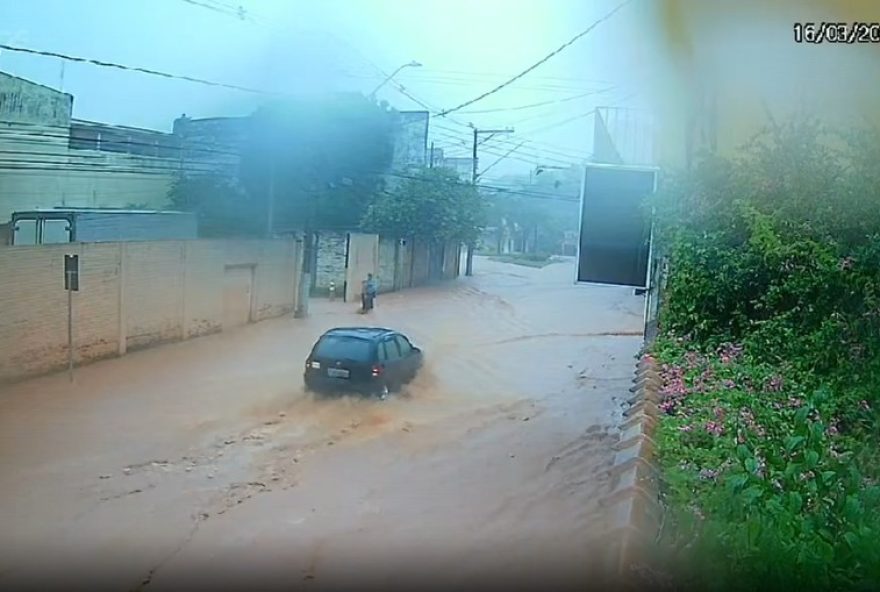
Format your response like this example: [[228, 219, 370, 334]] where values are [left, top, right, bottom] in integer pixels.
[[314, 335, 373, 362]]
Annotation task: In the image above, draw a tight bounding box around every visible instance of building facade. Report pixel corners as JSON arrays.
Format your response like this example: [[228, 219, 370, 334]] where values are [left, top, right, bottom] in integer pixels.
[[0, 72, 178, 224]]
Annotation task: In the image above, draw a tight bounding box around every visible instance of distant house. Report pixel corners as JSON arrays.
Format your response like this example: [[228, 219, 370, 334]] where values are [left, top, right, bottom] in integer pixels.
[[0, 71, 180, 223], [435, 156, 473, 182]]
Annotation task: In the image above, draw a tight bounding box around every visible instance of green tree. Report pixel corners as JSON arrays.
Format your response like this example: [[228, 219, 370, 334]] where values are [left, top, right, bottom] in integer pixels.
[[240, 94, 395, 232], [168, 175, 264, 237], [360, 167, 487, 243]]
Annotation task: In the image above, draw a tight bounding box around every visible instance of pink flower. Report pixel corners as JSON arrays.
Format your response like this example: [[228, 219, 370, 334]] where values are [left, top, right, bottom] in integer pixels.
[[659, 400, 677, 414], [684, 351, 702, 369], [705, 421, 724, 436], [679, 424, 693, 433], [765, 376, 784, 392], [717, 343, 743, 364], [699, 468, 719, 481]]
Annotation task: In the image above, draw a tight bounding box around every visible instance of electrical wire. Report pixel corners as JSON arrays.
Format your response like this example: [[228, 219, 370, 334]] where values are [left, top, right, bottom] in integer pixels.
[[429, 129, 580, 166], [454, 88, 614, 115], [0, 43, 283, 96], [435, 0, 631, 116], [477, 142, 526, 180]]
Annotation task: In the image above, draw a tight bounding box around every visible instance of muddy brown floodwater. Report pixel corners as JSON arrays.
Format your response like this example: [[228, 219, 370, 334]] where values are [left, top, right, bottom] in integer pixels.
[[0, 256, 644, 592]]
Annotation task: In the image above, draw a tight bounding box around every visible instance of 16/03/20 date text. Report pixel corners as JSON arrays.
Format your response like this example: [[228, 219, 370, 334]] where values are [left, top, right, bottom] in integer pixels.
[[794, 22, 880, 44]]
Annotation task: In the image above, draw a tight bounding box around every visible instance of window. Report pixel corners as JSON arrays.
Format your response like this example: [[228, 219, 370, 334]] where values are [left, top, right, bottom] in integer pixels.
[[394, 335, 412, 358], [314, 336, 372, 362], [377, 341, 389, 362], [394, 335, 413, 356], [13, 219, 37, 245], [384, 338, 402, 361], [41, 219, 71, 244]]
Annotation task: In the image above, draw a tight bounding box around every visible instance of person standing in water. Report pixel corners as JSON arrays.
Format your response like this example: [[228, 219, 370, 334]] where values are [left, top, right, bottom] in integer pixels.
[[362, 273, 378, 312]]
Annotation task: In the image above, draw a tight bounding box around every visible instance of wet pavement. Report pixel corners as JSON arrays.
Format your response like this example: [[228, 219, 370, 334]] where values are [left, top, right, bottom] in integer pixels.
[[0, 256, 644, 591]]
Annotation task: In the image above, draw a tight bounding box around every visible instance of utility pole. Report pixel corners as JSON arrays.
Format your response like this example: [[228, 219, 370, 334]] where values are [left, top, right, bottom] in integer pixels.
[[430, 141, 435, 168], [466, 126, 514, 276]]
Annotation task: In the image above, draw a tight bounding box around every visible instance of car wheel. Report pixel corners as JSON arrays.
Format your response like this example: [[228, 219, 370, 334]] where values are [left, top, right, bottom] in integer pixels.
[[377, 384, 389, 401]]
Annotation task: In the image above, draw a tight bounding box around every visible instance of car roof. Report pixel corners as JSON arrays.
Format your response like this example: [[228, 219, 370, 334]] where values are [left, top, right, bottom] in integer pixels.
[[321, 327, 398, 340]]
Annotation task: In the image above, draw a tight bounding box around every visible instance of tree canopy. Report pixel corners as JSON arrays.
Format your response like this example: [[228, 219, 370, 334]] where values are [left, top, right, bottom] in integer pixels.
[[360, 167, 487, 243], [168, 174, 265, 237], [240, 94, 396, 231], [170, 93, 396, 236]]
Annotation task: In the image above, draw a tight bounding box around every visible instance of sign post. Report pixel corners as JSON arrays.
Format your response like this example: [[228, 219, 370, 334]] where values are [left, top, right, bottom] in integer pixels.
[[64, 254, 79, 382]]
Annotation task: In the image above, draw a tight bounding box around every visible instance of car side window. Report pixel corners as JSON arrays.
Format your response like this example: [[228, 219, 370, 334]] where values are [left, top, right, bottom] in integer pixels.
[[377, 341, 388, 362], [384, 338, 402, 361], [395, 335, 413, 356]]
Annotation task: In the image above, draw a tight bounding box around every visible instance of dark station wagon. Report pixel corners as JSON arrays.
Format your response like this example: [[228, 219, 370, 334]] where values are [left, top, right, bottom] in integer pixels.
[[304, 327, 424, 399]]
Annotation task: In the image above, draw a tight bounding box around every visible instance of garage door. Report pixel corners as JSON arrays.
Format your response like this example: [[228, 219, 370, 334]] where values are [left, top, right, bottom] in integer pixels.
[[223, 265, 254, 329]]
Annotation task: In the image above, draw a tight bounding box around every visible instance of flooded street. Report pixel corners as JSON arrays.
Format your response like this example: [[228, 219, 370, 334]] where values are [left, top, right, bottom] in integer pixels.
[[0, 256, 644, 591]]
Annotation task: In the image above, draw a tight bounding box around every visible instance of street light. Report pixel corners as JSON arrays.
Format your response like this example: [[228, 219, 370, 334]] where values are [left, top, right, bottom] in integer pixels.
[[369, 60, 422, 98]]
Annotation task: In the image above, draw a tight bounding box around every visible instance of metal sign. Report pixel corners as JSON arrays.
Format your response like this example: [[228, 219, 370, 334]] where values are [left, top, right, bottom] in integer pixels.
[[576, 163, 658, 288], [64, 254, 79, 291]]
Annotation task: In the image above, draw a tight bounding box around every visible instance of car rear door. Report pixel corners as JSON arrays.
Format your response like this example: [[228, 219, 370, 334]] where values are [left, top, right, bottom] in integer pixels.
[[380, 336, 406, 387], [312, 335, 374, 383]]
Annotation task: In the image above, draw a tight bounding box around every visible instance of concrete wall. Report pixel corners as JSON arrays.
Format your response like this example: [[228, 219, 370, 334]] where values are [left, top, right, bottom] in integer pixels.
[[0, 72, 73, 126], [391, 111, 428, 171], [0, 124, 176, 222], [377, 236, 397, 293], [411, 239, 430, 286], [345, 233, 379, 302], [0, 238, 300, 383], [443, 241, 461, 280], [310, 233, 458, 299]]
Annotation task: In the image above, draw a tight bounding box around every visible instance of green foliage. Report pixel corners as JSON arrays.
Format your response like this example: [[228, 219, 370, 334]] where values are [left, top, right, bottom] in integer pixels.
[[360, 167, 487, 243], [653, 119, 880, 373], [240, 94, 395, 231], [652, 119, 880, 591], [168, 175, 265, 237], [654, 339, 880, 591]]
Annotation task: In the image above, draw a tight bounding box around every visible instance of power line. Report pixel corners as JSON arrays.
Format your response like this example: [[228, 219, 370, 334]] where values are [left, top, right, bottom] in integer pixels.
[[477, 142, 526, 180], [435, 0, 631, 117], [454, 88, 614, 115], [517, 109, 598, 137], [0, 43, 282, 96], [430, 128, 580, 166], [179, 0, 242, 18]]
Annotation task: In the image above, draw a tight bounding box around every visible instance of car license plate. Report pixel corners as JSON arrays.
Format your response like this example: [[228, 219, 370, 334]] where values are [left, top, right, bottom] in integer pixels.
[[327, 368, 350, 379]]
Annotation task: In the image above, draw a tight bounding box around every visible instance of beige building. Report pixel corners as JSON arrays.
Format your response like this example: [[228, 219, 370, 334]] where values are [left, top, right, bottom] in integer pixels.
[[0, 72, 178, 224]]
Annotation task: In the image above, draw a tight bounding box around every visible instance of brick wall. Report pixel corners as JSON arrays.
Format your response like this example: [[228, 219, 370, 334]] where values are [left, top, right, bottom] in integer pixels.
[[0, 238, 300, 383], [313, 231, 347, 294]]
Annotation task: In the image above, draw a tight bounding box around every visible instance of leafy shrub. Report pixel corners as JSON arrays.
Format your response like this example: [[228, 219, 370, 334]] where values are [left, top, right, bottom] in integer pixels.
[[651, 120, 880, 591]]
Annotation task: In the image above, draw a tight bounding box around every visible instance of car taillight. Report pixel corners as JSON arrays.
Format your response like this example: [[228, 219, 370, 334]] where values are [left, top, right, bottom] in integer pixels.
[[371, 365, 383, 377]]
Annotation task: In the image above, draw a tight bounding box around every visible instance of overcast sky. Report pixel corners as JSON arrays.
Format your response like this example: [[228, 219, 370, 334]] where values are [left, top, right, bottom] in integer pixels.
[[0, 0, 648, 180]]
